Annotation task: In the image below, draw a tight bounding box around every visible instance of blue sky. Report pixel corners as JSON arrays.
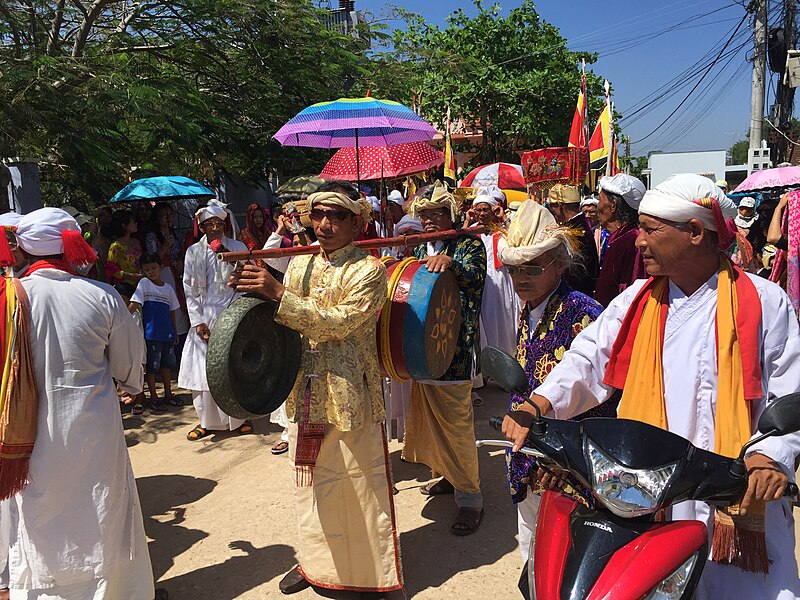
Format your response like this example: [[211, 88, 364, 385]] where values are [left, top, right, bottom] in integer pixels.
[[352, 0, 784, 157]]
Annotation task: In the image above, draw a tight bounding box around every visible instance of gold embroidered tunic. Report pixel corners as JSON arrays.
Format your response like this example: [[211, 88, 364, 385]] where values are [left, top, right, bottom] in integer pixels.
[[275, 243, 387, 431]]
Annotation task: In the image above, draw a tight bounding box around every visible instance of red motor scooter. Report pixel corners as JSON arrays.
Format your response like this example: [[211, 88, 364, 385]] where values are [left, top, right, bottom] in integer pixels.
[[477, 347, 800, 600]]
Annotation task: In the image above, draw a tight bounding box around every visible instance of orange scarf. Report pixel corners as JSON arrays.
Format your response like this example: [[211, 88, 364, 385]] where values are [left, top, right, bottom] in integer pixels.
[[604, 256, 768, 572], [0, 277, 38, 500]]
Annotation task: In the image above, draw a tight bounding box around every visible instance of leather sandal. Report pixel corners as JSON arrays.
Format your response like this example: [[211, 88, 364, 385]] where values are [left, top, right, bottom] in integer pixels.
[[451, 507, 484, 536], [420, 478, 455, 496], [186, 425, 210, 441]]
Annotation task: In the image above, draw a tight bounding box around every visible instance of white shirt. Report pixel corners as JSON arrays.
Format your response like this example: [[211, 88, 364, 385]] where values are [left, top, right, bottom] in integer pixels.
[[7, 269, 151, 591], [536, 272, 800, 599]]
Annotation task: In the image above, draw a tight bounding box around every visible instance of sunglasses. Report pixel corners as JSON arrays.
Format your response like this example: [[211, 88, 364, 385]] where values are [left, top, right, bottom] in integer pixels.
[[309, 208, 352, 223], [507, 257, 557, 276]]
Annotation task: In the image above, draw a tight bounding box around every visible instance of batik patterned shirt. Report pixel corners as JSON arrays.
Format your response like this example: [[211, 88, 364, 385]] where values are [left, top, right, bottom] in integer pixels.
[[276, 244, 387, 431], [413, 234, 487, 381], [505, 281, 614, 503]]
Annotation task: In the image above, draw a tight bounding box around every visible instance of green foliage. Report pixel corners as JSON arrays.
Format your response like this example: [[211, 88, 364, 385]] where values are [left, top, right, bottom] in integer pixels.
[[364, 1, 607, 164], [0, 0, 370, 206], [729, 139, 749, 165]]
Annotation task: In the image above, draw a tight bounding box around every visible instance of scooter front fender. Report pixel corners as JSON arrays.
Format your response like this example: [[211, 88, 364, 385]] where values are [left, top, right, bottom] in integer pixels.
[[529, 491, 708, 600]]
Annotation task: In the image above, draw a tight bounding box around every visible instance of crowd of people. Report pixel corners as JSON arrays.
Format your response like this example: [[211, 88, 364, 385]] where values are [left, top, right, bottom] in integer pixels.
[[0, 169, 798, 600]]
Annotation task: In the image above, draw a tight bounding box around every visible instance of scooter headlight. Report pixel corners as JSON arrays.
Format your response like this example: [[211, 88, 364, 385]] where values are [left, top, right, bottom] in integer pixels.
[[586, 439, 678, 518], [643, 552, 699, 600]]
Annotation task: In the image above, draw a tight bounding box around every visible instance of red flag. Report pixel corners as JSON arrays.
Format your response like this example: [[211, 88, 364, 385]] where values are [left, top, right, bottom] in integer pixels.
[[568, 70, 588, 148]]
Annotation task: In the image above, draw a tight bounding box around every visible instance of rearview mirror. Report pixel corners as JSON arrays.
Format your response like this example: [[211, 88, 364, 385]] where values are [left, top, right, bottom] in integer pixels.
[[481, 346, 530, 397], [758, 394, 800, 436]]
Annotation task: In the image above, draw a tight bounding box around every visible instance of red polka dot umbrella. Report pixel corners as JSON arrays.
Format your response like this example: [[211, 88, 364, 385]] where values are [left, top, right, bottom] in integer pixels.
[[320, 142, 444, 181], [460, 162, 525, 189]]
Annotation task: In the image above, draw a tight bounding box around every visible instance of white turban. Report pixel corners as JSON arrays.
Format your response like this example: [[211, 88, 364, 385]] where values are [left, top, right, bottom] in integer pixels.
[[599, 174, 646, 210], [17, 207, 80, 255], [497, 200, 575, 266], [195, 199, 228, 223], [367, 195, 381, 212], [472, 187, 499, 208], [15, 207, 97, 265], [484, 185, 506, 204], [0, 212, 21, 227], [639, 174, 736, 232], [580, 196, 599, 208], [393, 215, 424, 235], [196, 199, 238, 237], [387, 190, 404, 206]]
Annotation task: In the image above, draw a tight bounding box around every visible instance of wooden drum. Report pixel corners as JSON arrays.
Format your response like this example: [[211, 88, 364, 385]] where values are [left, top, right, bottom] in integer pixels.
[[377, 257, 462, 381]]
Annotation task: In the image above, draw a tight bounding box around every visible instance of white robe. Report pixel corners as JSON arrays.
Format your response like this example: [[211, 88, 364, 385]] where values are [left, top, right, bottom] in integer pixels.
[[478, 233, 520, 358], [178, 236, 247, 431], [536, 272, 800, 600], [4, 268, 153, 598]]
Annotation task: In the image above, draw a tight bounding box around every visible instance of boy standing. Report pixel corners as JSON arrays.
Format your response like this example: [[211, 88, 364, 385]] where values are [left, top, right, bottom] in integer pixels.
[[129, 252, 181, 412]]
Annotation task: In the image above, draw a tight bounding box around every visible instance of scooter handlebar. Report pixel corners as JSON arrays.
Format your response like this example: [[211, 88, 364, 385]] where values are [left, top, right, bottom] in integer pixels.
[[489, 416, 505, 431]]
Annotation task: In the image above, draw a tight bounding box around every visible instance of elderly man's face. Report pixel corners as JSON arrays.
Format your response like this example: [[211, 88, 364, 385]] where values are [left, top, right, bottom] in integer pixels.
[[472, 202, 497, 226], [636, 214, 694, 277], [508, 249, 565, 304], [417, 208, 452, 233], [597, 190, 617, 228], [582, 204, 599, 227]]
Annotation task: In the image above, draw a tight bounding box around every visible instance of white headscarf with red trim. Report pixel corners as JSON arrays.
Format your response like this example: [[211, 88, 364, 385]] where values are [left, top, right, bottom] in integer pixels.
[[14, 207, 96, 266]]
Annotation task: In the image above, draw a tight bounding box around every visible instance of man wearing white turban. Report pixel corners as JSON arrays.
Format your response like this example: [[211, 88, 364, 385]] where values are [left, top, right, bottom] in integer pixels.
[[504, 174, 800, 599], [594, 173, 647, 306], [469, 187, 520, 360], [179, 200, 251, 441], [5, 208, 158, 599]]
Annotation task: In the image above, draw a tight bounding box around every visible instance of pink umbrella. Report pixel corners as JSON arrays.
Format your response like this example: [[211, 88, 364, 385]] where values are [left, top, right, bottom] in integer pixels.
[[320, 142, 443, 181], [460, 162, 525, 189], [733, 166, 800, 194]]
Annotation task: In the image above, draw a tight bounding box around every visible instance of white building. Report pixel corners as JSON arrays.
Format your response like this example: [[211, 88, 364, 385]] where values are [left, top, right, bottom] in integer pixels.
[[642, 150, 747, 190]]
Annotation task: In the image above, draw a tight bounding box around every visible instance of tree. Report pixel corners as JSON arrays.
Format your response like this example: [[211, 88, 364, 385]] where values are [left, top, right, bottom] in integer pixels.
[[363, 1, 607, 164], [0, 1, 371, 207], [729, 140, 749, 166]]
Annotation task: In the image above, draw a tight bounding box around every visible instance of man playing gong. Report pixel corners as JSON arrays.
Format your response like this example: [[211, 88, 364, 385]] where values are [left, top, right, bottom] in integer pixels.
[[405, 181, 488, 535], [230, 180, 404, 597]]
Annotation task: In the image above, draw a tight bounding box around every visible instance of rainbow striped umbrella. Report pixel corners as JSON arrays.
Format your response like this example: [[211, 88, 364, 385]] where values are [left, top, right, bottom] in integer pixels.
[[273, 97, 436, 149]]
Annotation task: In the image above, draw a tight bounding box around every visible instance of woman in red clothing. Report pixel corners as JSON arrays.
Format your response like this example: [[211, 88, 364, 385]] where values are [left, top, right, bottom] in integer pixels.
[[238, 203, 275, 251], [594, 174, 647, 307]]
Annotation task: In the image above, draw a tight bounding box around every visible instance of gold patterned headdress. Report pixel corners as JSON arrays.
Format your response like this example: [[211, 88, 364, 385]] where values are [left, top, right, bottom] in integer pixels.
[[408, 181, 461, 221], [497, 200, 582, 266]]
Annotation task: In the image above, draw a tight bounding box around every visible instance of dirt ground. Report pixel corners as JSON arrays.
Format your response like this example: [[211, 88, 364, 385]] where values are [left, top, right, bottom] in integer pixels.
[[126, 382, 524, 599]]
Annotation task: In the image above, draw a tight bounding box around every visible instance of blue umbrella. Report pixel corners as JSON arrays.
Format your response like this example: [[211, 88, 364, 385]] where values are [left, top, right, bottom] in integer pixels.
[[110, 176, 216, 204]]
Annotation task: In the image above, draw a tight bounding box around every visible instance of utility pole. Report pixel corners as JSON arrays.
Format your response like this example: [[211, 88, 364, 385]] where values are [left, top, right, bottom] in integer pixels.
[[774, 0, 797, 163], [750, 0, 768, 149]]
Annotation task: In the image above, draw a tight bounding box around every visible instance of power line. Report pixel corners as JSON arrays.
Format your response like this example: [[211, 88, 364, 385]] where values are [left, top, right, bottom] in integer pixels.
[[630, 10, 750, 144]]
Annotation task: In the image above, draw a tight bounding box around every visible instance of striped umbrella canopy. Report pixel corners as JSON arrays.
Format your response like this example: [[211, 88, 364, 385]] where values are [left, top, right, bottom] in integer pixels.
[[460, 163, 526, 189], [320, 142, 443, 181], [273, 97, 437, 149]]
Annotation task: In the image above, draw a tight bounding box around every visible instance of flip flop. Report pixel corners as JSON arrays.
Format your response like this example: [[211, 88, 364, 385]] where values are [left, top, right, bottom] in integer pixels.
[[451, 507, 484, 536], [164, 395, 183, 407], [271, 441, 289, 455], [472, 393, 484, 407], [420, 478, 455, 496], [237, 421, 254, 435], [186, 425, 210, 441], [131, 403, 144, 416]]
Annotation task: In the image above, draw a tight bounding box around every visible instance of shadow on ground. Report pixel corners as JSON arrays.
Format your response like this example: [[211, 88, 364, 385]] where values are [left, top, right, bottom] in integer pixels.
[[390, 382, 520, 598]]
